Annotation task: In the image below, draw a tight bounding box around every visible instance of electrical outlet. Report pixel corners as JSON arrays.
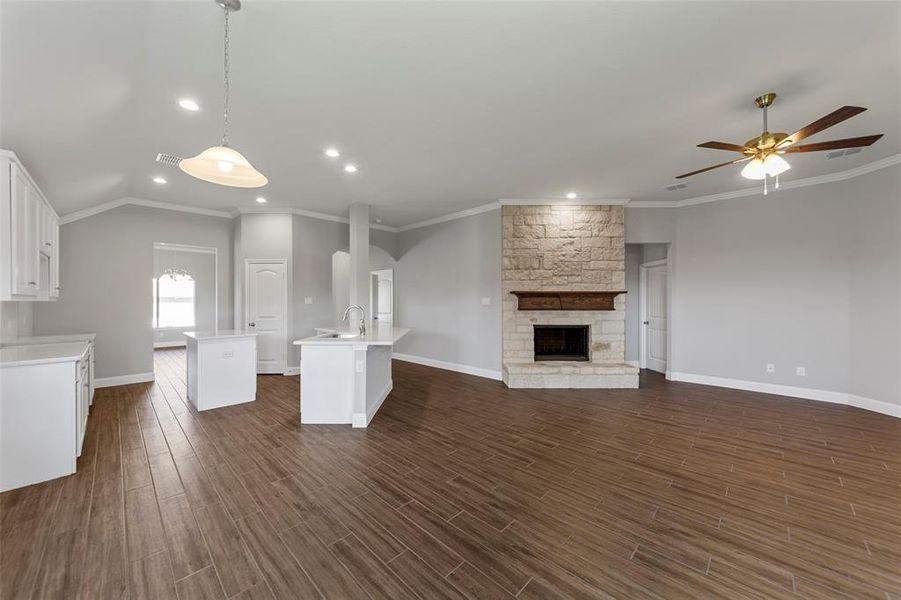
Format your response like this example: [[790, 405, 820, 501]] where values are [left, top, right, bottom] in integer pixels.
[[222, 351, 234, 358], [304, 297, 313, 305], [766, 363, 775, 374], [355, 360, 365, 373], [796, 366, 806, 377], [481, 297, 491, 305]]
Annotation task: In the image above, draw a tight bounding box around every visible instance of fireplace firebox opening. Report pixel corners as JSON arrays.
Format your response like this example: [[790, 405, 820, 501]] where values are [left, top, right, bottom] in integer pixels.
[[533, 325, 589, 361]]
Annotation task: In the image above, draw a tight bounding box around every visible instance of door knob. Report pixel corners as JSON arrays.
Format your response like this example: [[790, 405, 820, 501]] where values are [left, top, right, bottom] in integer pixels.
[[643, 321, 649, 325], [248, 322, 256, 327]]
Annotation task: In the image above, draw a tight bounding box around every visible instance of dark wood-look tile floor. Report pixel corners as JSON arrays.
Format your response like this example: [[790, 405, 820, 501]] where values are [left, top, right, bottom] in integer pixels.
[[3, 348, 900, 599]]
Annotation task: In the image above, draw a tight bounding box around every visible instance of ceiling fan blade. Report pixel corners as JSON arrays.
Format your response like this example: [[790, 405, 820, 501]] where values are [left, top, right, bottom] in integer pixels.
[[675, 156, 751, 179], [781, 134, 883, 153], [779, 106, 867, 147], [698, 141, 751, 153]]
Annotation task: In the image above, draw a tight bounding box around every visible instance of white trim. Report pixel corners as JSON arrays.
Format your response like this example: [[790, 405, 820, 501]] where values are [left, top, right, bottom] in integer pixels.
[[153, 242, 216, 254], [352, 381, 393, 428], [626, 360, 640, 368], [629, 153, 901, 210], [60, 197, 232, 224], [667, 372, 900, 419], [284, 366, 300, 376], [395, 202, 500, 232], [848, 394, 901, 419], [233, 206, 398, 232], [392, 352, 503, 381], [499, 198, 631, 206], [95, 371, 155, 388], [153, 341, 186, 349]]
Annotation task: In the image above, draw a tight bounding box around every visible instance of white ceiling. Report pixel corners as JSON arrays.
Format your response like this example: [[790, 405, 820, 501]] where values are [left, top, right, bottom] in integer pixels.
[[2, 1, 899, 227]]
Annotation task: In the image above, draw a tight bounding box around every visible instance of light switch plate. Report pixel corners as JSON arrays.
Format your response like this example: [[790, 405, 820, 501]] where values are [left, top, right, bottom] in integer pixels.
[[766, 363, 775, 374], [304, 297, 313, 305], [355, 360, 364, 373], [481, 297, 491, 305], [796, 366, 806, 376], [222, 351, 234, 358]]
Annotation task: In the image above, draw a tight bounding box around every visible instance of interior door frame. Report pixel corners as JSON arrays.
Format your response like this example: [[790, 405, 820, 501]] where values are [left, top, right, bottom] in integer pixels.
[[639, 258, 668, 370], [244, 258, 288, 374]]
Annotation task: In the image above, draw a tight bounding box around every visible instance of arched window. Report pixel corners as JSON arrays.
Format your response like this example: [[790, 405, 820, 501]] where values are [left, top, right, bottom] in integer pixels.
[[152, 273, 196, 328]]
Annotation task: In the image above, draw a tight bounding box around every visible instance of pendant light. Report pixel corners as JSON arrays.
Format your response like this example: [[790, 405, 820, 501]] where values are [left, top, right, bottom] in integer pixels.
[[180, 0, 268, 188]]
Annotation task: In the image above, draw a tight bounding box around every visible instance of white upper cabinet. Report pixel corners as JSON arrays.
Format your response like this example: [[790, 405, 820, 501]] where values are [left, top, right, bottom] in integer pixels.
[[1, 151, 60, 301]]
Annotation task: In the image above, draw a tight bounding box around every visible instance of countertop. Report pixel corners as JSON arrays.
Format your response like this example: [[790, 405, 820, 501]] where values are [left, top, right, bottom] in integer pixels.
[[0, 333, 96, 348], [294, 325, 409, 347], [184, 330, 258, 341], [0, 341, 91, 368]]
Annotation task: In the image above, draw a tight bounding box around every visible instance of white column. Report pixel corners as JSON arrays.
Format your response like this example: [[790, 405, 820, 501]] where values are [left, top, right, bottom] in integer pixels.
[[348, 203, 370, 320]]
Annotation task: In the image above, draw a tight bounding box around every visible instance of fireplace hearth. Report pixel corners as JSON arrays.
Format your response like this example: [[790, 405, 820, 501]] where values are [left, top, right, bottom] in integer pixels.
[[534, 325, 589, 361]]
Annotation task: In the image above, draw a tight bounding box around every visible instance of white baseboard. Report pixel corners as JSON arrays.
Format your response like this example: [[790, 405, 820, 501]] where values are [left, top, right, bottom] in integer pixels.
[[392, 352, 503, 381], [284, 366, 300, 376], [668, 371, 899, 419], [352, 381, 393, 428], [626, 360, 640, 368], [848, 394, 901, 418], [153, 341, 186, 349], [95, 371, 155, 388]]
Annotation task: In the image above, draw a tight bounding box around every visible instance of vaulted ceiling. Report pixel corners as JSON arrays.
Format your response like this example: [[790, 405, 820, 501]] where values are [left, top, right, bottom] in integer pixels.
[[2, 1, 898, 227]]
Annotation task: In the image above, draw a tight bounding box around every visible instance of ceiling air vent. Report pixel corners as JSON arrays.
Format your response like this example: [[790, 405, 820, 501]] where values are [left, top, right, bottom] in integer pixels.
[[155, 152, 183, 166], [826, 147, 863, 160], [666, 182, 688, 191]]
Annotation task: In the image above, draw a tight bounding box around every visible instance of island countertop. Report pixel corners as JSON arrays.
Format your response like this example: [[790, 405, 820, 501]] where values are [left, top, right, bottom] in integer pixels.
[[0, 333, 96, 348], [183, 330, 257, 341], [294, 325, 409, 347]]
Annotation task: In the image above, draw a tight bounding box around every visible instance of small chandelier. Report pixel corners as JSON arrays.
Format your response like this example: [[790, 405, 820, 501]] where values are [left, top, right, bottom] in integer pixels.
[[164, 250, 191, 281], [180, 0, 268, 188]]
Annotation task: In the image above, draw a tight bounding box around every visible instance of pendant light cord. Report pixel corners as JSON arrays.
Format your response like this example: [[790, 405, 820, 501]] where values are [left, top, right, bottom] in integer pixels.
[[222, 5, 230, 147]]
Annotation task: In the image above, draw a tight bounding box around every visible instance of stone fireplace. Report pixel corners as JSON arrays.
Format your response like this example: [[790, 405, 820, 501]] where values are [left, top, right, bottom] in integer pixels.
[[502, 204, 639, 388]]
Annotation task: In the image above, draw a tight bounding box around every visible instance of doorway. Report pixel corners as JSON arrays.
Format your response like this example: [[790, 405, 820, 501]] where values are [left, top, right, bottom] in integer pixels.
[[640, 259, 668, 373], [244, 259, 287, 374], [371, 269, 394, 323]]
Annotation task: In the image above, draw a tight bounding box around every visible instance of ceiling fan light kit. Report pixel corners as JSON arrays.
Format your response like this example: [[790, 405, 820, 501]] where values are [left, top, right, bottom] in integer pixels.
[[676, 92, 883, 195], [180, 0, 267, 188]]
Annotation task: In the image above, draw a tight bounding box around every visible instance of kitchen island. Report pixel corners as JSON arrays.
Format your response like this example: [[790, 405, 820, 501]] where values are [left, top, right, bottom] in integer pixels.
[[293, 324, 408, 427], [184, 330, 257, 411]]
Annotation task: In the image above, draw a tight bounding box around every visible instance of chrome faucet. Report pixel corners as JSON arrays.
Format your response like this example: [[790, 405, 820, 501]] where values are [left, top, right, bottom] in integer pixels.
[[342, 305, 366, 337]]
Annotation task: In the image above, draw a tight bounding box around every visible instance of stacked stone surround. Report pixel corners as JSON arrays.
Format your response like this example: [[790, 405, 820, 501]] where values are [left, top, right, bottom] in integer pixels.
[[501, 204, 639, 389]]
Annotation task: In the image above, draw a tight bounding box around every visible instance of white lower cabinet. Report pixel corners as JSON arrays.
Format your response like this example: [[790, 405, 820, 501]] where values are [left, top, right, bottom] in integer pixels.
[[0, 342, 91, 492]]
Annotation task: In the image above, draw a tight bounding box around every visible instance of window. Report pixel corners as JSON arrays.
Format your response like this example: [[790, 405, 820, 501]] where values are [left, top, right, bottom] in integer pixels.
[[152, 273, 195, 328]]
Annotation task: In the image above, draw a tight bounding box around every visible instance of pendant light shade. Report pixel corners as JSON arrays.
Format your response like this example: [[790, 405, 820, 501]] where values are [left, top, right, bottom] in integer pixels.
[[181, 0, 267, 188], [740, 157, 766, 180], [741, 153, 792, 180], [180, 145, 268, 187]]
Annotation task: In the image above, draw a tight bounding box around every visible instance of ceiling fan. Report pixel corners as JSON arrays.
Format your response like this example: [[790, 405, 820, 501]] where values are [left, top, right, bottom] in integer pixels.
[[675, 93, 883, 193]]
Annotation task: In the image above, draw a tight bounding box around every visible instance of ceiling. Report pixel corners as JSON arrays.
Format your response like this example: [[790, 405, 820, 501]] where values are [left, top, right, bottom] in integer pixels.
[[2, 1, 899, 227]]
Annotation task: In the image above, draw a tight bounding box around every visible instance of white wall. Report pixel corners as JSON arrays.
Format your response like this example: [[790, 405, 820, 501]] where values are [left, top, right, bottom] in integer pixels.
[[33, 205, 233, 380], [394, 209, 502, 374], [0, 301, 33, 342]]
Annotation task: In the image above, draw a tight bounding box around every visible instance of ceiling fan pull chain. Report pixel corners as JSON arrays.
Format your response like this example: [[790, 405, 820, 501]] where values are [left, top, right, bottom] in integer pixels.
[[222, 3, 230, 147], [763, 176, 768, 196], [775, 174, 780, 190]]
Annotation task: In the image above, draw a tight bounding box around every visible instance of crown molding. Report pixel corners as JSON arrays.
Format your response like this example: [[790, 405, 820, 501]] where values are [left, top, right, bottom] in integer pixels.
[[395, 202, 501, 232], [498, 198, 631, 206], [629, 153, 901, 210], [233, 206, 398, 231], [59, 197, 232, 224]]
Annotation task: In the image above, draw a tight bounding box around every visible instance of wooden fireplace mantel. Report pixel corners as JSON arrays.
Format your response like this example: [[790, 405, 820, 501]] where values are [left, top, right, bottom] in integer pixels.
[[510, 290, 626, 311]]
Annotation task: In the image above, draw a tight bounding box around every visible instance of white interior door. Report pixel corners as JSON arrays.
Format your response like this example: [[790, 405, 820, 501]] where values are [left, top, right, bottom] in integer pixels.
[[642, 263, 668, 373], [245, 260, 287, 374]]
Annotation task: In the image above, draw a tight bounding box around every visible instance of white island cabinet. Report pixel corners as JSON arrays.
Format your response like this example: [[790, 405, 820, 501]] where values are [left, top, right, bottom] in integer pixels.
[[293, 324, 409, 427], [0, 341, 91, 492], [184, 330, 257, 411]]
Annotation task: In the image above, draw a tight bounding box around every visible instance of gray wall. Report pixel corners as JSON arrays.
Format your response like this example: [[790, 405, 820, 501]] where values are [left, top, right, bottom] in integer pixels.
[[34, 205, 233, 379], [394, 209, 502, 373], [152, 248, 217, 345], [848, 166, 901, 407]]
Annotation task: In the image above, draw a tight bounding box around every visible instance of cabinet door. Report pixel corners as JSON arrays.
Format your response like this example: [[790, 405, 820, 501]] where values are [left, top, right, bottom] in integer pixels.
[[10, 165, 38, 295], [38, 203, 53, 256]]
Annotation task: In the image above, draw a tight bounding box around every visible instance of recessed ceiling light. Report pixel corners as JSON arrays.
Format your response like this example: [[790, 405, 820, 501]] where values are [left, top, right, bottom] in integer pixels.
[[344, 164, 358, 173], [324, 148, 340, 158], [178, 98, 200, 111], [255, 196, 267, 204], [566, 192, 578, 200], [153, 176, 167, 184]]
